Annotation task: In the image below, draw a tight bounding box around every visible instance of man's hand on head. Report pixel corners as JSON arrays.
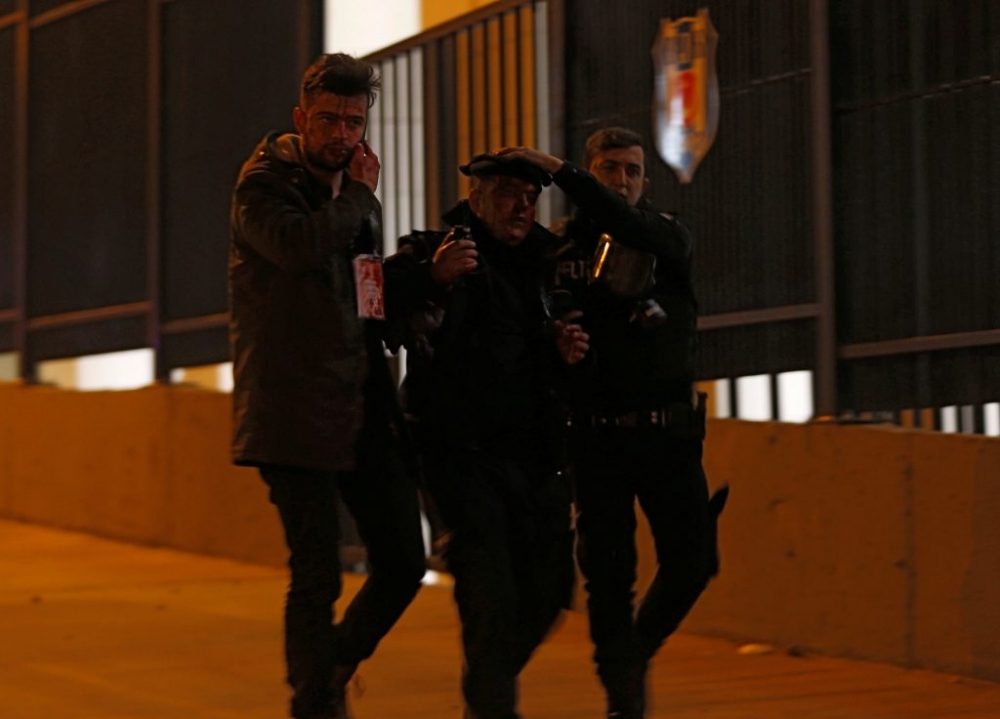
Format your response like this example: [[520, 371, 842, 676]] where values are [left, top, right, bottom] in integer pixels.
[[494, 147, 564, 175], [349, 140, 380, 193]]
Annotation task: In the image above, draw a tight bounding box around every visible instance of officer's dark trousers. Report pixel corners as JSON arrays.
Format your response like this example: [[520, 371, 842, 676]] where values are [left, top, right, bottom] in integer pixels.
[[259, 419, 426, 719], [572, 426, 716, 705], [428, 445, 574, 719]]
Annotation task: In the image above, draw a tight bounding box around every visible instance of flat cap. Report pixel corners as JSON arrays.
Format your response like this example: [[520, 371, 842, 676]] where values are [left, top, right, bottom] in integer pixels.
[[459, 153, 553, 187]]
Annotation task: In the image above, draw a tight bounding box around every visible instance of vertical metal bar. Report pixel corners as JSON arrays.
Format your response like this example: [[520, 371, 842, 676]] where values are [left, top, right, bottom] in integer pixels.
[[394, 53, 411, 239], [471, 22, 487, 155], [381, 59, 398, 245], [908, 0, 931, 410], [502, 10, 518, 146], [423, 41, 441, 226], [409, 47, 425, 233], [517, 4, 536, 149], [13, 0, 28, 380], [539, 0, 565, 223], [973, 404, 986, 435], [439, 35, 458, 210], [728, 376, 739, 419], [486, 16, 502, 150], [455, 29, 471, 197], [809, 0, 837, 417], [769, 372, 780, 421], [147, 0, 164, 380], [368, 60, 384, 208]]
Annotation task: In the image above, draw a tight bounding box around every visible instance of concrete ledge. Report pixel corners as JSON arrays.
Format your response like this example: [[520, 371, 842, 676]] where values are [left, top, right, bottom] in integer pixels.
[[0, 382, 285, 567], [678, 419, 1000, 682], [1, 382, 998, 681]]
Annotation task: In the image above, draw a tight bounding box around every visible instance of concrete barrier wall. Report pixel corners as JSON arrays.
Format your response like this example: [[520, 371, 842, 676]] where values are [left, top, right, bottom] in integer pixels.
[[0, 382, 285, 567], [1, 382, 998, 681], [677, 419, 1000, 682]]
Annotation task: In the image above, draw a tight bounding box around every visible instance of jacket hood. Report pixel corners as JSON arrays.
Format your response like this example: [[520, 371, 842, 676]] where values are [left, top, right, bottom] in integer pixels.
[[245, 132, 305, 172]]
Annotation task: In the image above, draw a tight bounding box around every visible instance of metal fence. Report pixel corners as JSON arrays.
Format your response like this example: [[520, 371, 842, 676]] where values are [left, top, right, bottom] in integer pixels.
[[1, 0, 997, 433], [364, 0, 559, 249]]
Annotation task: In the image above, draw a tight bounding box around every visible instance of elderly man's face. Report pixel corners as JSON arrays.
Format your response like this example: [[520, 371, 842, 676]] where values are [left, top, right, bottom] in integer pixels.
[[469, 176, 540, 246]]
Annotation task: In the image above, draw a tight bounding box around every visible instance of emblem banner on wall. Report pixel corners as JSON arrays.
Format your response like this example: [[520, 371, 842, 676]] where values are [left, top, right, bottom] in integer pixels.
[[651, 8, 719, 183]]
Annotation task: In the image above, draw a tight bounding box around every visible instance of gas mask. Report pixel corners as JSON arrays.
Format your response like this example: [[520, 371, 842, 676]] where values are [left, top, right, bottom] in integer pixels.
[[590, 233, 667, 328]]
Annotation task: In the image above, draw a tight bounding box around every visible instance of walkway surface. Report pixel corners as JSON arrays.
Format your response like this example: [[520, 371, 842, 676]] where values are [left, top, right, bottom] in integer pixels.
[[2, 518, 1000, 719]]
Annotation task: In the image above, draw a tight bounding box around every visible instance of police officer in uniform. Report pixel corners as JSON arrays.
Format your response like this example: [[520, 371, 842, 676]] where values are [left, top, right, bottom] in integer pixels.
[[499, 129, 726, 719]]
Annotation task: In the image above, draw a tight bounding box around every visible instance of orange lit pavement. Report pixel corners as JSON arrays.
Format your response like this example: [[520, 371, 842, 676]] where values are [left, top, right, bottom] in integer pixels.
[[2, 519, 999, 719]]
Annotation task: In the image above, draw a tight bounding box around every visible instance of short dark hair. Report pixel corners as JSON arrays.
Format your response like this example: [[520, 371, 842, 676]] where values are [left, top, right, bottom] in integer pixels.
[[582, 126, 645, 168], [300, 53, 381, 108]]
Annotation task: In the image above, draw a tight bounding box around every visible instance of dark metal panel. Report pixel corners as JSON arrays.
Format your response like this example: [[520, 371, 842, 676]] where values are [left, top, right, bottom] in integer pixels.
[[0, 25, 14, 309], [989, 78, 1000, 329], [29, 0, 83, 18], [160, 0, 307, 322], [925, 348, 998, 408], [757, 75, 814, 309], [683, 78, 813, 317], [839, 355, 919, 414], [830, 0, 999, 416], [922, 0, 994, 87], [27, 0, 148, 319], [924, 84, 997, 335], [565, 0, 814, 314], [758, 0, 810, 76], [159, 325, 228, 372], [833, 101, 918, 345], [25, 315, 146, 366], [697, 319, 815, 381], [842, 344, 1000, 413], [830, 0, 914, 107]]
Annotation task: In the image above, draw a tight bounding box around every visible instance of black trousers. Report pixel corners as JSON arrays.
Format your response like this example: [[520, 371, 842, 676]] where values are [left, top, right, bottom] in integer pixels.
[[572, 425, 716, 696], [426, 444, 574, 719], [260, 420, 426, 719]]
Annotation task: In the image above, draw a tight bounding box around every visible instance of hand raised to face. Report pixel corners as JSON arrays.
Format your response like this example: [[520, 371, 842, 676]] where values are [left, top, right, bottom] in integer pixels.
[[349, 140, 380, 193]]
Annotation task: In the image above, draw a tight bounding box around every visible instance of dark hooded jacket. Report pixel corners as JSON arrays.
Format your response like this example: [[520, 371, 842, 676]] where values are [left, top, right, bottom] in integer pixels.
[[229, 132, 391, 471], [384, 202, 561, 459]]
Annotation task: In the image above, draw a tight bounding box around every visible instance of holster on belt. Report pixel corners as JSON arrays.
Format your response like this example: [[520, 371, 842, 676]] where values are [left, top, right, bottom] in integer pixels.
[[674, 391, 707, 441]]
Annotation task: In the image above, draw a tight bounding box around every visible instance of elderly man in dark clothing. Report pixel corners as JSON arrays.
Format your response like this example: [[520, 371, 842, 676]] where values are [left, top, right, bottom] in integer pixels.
[[228, 52, 425, 719], [384, 155, 582, 719], [500, 130, 726, 719]]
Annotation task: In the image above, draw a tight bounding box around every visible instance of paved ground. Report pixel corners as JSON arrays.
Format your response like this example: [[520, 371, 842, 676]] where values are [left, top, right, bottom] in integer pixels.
[[2, 519, 1000, 719]]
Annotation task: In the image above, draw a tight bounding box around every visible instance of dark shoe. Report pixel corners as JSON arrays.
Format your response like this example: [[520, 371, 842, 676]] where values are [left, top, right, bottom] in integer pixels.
[[329, 663, 357, 719]]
